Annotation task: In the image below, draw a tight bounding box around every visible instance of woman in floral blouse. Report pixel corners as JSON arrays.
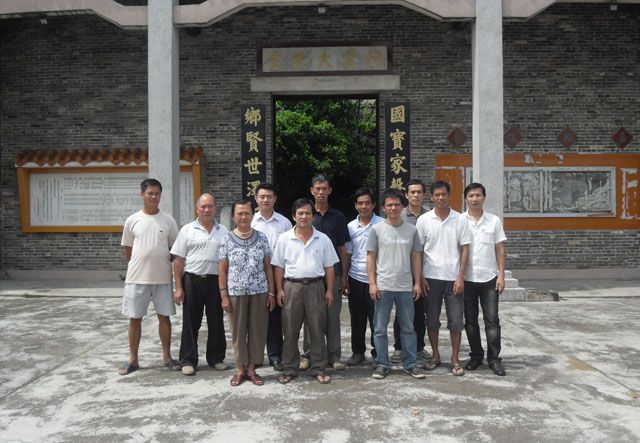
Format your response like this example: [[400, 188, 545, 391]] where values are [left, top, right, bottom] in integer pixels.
[[219, 200, 276, 386]]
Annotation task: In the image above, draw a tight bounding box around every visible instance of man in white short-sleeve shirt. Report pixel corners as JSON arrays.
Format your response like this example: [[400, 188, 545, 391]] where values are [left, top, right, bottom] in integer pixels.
[[415, 180, 471, 376], [119, 178, 179, 376], [271, 198, 338, 384], [171, 193, 230, 376], [462, 182, 507, 376], [251, 182, 292, 372]]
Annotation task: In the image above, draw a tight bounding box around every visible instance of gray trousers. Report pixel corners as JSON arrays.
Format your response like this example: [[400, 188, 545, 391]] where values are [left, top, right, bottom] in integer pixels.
[[229, 294, 269, 365], [302, 278, 341, 362], [283, 280, 327, 376]]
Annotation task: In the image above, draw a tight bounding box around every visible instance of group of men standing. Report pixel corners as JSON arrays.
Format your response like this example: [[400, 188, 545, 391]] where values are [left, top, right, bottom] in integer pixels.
[[118, 174, 507, 382]]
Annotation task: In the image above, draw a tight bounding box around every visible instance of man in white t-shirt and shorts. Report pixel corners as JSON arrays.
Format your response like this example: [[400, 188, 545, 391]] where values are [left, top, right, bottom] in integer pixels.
[[416, 180, 471, 376], [119, 178, 180, 375]]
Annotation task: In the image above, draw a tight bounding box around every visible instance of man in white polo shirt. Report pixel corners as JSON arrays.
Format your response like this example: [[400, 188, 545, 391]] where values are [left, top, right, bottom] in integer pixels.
[[171, 193, 229, 376], [416, 180, 471, 376], [119, 178, 180, 375], [462, 182, 507, 376], [271, 198, 339, 385], [251, 182, 292, 372]]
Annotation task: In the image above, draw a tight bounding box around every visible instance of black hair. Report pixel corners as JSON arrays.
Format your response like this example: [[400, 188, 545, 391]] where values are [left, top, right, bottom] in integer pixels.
[[406, 179, 426, 193], [353, 186, 375, 203], [430, 180, 451, 194], [141, 178, 162, 192], [291, 197, 315, 217], [255, 182, 275, 195], [310, 173, 332, 188], [232, 200, 254, 215], [464, 182, 486, 198], [381, 188, 405, 206]]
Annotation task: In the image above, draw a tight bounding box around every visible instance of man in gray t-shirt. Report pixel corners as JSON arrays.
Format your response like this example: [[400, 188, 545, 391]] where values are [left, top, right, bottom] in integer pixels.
[[366, 189, 425, 380]]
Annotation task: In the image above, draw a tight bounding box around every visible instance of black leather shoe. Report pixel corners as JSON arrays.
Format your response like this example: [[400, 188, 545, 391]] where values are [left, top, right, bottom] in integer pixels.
[[465, 358, 483, 371], [489, 360, 506, 376]]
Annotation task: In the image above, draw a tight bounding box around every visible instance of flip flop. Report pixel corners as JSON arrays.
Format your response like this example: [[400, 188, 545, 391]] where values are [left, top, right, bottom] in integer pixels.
[[118, 362, 139, 376], [230, 373, 246, 386], [277, 374, 295, 384], [423, 358, 441, 371], [451, 363, 465, 376], [165, 357, 181, 371], [247, 373, 264, 386], [316, 373, 331, 384]]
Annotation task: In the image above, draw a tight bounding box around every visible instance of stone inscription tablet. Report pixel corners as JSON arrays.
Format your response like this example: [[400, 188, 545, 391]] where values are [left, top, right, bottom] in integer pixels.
[[30, 172, 194, 226]]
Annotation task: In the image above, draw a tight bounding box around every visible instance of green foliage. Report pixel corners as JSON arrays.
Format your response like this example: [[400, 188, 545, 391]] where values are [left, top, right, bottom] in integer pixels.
[[274, 98, 377, 216]]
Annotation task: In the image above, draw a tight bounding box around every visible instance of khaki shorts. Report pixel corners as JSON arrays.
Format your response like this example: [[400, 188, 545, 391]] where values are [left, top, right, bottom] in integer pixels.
[[122, 283, 175, 318]]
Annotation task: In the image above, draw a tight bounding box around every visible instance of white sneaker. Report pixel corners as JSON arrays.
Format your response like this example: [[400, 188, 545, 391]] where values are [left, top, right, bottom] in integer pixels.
[[299, 357, 311, 370], [213, 362, 229, 371], [181, 365, 195, 376]]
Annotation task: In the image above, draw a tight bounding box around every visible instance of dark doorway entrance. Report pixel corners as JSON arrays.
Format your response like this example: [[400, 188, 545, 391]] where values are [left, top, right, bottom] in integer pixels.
[[272, 96, 378, 220]]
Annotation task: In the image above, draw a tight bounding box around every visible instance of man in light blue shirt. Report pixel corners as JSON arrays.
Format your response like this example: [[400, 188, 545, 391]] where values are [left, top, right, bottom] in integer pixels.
[[344, 187, 383, 366]]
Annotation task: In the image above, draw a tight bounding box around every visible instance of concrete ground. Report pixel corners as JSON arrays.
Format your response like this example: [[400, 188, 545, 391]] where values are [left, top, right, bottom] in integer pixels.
[[0, 272, 639, 442]]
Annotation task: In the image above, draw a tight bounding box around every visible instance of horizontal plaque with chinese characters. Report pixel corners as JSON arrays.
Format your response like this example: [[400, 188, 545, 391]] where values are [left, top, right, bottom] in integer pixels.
[[29, 171, 194, 226], [259, 44, 390, 76], [241, 105, 267, 199], [384, 102, 411, 192]]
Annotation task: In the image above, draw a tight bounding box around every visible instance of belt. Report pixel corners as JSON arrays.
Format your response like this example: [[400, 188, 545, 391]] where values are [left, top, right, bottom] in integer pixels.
[[284, 277, 324, 284], [185, 272, 217, 279]]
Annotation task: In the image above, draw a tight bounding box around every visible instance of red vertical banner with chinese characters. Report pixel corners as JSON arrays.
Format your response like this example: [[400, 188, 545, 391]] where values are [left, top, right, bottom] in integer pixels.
[[241, 105, 267, 199], [384, 102, 410, 192]]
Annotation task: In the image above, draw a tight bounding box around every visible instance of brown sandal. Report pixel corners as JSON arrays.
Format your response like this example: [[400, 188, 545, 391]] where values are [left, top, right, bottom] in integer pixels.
[[230, 373, 245, 386], [277, 374, 295, 384], [316, 373, 331, 384], [247, 373, 264, 386]]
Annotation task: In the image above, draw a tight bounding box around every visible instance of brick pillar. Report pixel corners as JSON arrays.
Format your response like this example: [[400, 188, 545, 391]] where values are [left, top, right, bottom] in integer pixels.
[[148, 0, 179, 217]]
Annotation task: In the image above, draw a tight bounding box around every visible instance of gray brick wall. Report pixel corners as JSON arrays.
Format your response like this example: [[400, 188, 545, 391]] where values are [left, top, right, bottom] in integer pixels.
[[1, 3, 638, 271]]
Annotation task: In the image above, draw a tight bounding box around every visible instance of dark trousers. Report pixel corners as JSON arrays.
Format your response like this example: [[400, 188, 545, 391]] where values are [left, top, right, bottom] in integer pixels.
[[266, 304, 283, 363], [393, 298, 426, 351], [178, 272, 226, 367], [347, 277, 375, 356], [464, 278, 501, 363]]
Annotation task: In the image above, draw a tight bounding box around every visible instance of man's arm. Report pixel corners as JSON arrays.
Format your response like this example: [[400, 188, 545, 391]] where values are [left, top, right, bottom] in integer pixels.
[[454, 244, 469, 295], [172, 256, 185, 304], [410, 251, 423, 300], [264, 255, 276, 311], [495, 242, 506, 294], [124, 246, 132, 261], [338, 245, 349, 295], [366, 251, 379, 302], [324, 266, 335, 307], [274, 266, 286, 308]]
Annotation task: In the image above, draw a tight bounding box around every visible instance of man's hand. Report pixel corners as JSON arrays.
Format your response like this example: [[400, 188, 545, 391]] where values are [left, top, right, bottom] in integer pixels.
[[267, 295, 276, 311], [412, 283, 422, 301], [453, 275, 464, 295], [325, 290, 334, 308], [173, 288, 184, 305], [369, 283, 380, 302], [423, 278, 430, 294], [221, 295, 232, 313], [277, 289, 286, 308], [340, 275, 349, 297], [496, 276, 505, 295]]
